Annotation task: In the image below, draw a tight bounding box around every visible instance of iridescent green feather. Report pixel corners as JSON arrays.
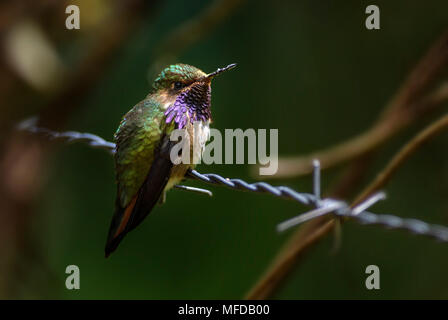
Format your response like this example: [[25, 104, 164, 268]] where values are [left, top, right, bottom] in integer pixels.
[[153, 64, 206, 90], [114, 97, 174, 208]]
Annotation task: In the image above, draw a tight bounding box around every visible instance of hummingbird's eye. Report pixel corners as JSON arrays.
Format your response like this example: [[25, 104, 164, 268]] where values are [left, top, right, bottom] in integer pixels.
[[173, 81, 184, 90]]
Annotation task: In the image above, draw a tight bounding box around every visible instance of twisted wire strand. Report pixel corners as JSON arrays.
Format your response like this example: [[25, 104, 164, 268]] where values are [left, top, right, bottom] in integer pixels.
[[188, 169, 448, 242], [17, 117, 116, 154], [17, 120, 448, 243], [186, 169, 317, 206], [352, 212, 448, 242]]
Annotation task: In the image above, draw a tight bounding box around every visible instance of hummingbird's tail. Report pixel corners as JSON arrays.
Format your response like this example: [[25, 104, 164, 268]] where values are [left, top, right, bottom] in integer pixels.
[[104, 137, 175, 257], [104, 196, 138, 258]]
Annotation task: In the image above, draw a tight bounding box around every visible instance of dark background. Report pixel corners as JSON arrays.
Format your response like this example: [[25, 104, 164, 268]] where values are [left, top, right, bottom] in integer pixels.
[[1, 0, 447, 299]]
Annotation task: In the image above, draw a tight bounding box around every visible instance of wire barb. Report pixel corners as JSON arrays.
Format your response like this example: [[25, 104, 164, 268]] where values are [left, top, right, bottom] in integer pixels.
[[16, 121, 448, 244], [313, 159, 321, 200], [277, 199, 344, 232], [351, 192, 386, 216]]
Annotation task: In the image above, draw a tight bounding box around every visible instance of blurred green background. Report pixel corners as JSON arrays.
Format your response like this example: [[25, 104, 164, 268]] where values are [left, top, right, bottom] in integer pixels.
[[1, 0, 447, 299]]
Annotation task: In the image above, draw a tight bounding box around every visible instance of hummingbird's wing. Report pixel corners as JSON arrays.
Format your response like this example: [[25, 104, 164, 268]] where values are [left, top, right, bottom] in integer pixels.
[[105, 100, 176, 257]]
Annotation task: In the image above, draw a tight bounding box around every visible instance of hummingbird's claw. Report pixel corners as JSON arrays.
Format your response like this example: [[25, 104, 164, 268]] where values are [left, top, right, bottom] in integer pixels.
[[174, 184, 213, 197]]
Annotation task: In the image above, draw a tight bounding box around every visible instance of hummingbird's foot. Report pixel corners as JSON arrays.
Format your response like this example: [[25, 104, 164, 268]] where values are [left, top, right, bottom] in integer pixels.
[[174, 185, 213, 197]]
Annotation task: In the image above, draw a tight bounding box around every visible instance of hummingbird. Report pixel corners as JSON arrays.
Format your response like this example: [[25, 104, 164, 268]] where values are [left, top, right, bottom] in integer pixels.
[[105, 63, 237, 257]]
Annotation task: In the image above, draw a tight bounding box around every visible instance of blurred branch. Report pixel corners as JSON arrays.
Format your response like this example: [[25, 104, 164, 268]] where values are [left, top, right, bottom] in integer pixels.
[[269, 83, 448, 178], [4, 19, 67, 94], [352, 113, 448, 206], [148, 0, 246, 80], [245, 218, 335, 300], [262, 30, 448, 179], [245, 114, 448, 299]]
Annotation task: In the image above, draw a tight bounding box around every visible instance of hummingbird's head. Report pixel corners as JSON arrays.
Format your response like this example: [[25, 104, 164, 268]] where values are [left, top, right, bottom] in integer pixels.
[[153, 63, 236, 129]]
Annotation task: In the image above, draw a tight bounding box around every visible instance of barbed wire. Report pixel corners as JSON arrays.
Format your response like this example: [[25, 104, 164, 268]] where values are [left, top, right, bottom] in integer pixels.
[[17, 118, 448, 243], [187, 167, 448, 242], [17, 117, 116, 154]]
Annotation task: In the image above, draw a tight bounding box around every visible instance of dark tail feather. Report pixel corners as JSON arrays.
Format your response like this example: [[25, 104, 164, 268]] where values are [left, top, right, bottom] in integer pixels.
[[105, 197, 136, 258], [104, 137, 175, 257], [105, 232, 126, 258]]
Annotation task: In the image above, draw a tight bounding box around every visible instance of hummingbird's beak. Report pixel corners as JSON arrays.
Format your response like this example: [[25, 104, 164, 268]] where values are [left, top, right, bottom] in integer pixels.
[[206, 63, 237, 80]]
